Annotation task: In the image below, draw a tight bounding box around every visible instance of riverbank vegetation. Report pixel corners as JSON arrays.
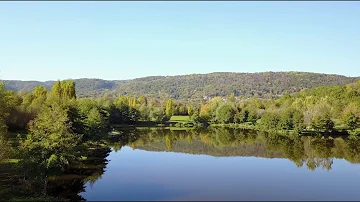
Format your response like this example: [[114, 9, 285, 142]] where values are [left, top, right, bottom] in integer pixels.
[[1, 79, 360, 141], [1, 77, 360, 200]]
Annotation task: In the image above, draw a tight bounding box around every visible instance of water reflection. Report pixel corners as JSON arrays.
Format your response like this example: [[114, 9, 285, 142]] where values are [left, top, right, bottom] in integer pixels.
[[3, 128, 360, 200], [109, 128, 360, 171], [88, 127, 360, 201], [0, 142, 110, 201]]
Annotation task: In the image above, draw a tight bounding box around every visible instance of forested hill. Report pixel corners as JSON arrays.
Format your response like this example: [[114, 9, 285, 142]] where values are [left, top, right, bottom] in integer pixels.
[[3, 79, 121, 98], [4, 72, 359, 100]]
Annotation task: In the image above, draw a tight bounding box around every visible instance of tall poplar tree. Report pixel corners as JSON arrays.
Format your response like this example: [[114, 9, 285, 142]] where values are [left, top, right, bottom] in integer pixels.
[[165, 99, 174, 117]]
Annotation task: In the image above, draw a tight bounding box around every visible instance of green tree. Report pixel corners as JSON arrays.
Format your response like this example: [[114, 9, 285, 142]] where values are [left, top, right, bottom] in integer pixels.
[[187, 105, 193, 116], [0, 136, 12, 161], [19, 103, 82, 195], [342, 104, 360, 130], [28, 86, 48, 113], [0, 82, 9, 140], [247, 107, 258, 124], [292, 109, 305, 132], [234, 109, 248, 124], [199, 104, 211, 122], [85, 107, 107, 140], [33, 86, 47, 98], [311, 114, 334, 132], [343, 112, 359, 130], [0, 83, 21, 135], [173, 106, 180, 115], [61, 80, 76, 100], [138, 96, 148, 106], [179, 105, 186, 115], [67, 80, 76, 99], [215, 104, 235, 124], [48, 80, 62, 102], [279, 110, 293, 130], [128, 107, 140, 122], [260, 112, 280, 130], [150, 107, 168, 123], [165, 99, 174, 117], [208, 97, 224, 122], [191, 110, 208, 126], [48, 80, 76, 104], [226, 93, 236, 102], [138, 104, 150, 121]]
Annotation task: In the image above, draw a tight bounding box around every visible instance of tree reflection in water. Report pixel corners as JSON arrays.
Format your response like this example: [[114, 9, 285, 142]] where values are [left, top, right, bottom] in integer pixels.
[[3, 127, 360, 200], [109, 127, 360, 172], [0, 142, 110, 201]]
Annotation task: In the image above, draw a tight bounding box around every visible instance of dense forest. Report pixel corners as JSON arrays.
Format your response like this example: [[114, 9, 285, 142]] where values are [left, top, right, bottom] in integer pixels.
[[4, 72, 360, 100]]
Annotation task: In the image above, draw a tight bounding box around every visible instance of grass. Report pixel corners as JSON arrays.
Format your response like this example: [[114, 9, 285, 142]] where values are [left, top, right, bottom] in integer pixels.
[[0, 159, 20, 164], [168, 116, 194, 128], [170, 116, 190, 122]]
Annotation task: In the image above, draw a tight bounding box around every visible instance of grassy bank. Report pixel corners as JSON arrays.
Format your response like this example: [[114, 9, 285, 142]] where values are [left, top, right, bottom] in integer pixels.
[[209, 123, 359, 136]]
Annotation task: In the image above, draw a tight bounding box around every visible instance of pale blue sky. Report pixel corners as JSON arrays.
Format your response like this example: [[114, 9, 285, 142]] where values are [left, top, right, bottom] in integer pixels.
[[0, 2, 359, 81]]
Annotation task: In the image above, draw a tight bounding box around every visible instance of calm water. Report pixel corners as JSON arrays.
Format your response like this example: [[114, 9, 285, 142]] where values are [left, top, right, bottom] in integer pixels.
[[3, 128, 360, 201], [79, 128, 360, 201]]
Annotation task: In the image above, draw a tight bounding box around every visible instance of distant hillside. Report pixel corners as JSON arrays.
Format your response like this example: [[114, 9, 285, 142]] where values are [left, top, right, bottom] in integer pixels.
[[3, 79, 125, 98], [3, 72, 359, 100]]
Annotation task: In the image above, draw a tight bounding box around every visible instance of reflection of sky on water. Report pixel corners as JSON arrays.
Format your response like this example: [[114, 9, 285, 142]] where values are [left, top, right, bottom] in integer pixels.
[[81, 146, 360, 201]]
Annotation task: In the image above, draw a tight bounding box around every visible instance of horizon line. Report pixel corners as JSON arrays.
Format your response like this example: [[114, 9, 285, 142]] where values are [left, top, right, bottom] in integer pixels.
[[1, 70, 359, 82]]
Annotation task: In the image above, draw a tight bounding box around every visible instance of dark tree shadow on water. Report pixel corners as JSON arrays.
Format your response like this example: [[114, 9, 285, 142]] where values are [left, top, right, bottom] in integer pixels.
[[0, 145, 111, 201]]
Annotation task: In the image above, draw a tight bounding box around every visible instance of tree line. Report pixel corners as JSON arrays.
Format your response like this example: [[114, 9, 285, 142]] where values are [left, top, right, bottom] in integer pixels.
[[192, 80, 360, 134], [1, 79, 360, 143]]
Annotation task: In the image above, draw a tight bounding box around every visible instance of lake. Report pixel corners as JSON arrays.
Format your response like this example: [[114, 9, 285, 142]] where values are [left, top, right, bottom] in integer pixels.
[[79, 128, 360, 201], [2, 127, 360, 201]]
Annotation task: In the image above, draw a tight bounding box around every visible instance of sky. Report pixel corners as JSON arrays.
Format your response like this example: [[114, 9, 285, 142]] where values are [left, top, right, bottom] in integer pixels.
[[0, 2, 359, 81]]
